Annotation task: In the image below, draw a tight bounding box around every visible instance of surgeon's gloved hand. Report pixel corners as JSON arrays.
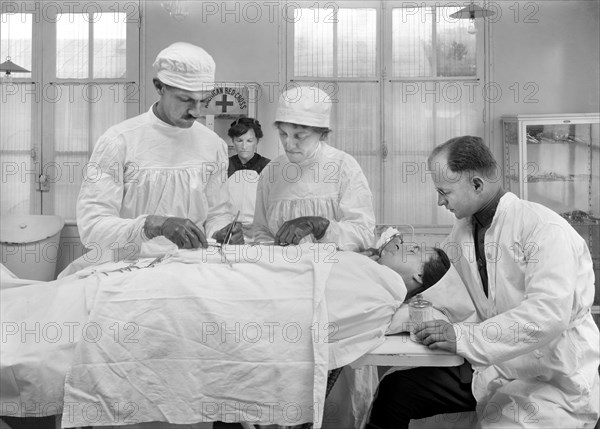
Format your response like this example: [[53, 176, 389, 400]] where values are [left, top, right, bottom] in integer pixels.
[[275, 216, 330, 246], [212, 222, 245, 245], [144, 215, 208, 249]]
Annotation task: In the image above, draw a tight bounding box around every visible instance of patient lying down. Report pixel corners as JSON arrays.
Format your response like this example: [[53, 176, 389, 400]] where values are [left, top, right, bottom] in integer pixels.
[[0, 243, 473, 428]]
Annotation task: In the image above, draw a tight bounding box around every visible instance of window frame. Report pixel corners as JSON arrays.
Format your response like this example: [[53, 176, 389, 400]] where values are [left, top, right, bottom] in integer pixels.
[[382, 1, 486, 225], [41, 1, 140, 218], [282, 0, 490, 226], [1, 5, 42, 214], [0, 1, 141, 220], [286, 0, 382, 83]]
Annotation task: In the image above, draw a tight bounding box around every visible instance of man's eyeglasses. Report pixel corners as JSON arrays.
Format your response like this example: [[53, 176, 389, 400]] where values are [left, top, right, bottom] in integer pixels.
[[378, 232, 404, 257]]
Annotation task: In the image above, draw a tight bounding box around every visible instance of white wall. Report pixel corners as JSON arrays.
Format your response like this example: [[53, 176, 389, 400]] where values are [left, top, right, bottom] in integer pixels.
[[489, 0, 600, 160]]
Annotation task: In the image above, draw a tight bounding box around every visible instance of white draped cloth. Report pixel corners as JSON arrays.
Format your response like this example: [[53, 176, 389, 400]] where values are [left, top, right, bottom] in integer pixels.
[[61, 105, 233, 277], [251, 142, 378, 427], [251, 143, 375, 251], [1, 246, 407, 428]]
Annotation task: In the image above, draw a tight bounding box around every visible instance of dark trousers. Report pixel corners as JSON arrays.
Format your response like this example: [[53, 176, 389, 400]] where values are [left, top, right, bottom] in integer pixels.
[[0, 416, 56, 429], [366, 362, 476, 429]]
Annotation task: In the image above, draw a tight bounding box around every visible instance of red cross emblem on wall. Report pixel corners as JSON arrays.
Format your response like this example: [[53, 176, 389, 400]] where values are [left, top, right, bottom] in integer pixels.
[[215, 94, 234, 113]]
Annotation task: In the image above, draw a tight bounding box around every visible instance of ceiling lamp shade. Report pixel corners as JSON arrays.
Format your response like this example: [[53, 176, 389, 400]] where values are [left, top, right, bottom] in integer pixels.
[[450, 3, 495, 35], [450, 4, 496, 19], [0, 58, 30, 73], [2, 12, 31, 84], [0, 58, 30, 84]]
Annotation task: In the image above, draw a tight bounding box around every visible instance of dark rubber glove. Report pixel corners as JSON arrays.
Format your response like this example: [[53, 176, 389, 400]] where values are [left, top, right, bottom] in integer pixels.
[[144, 215, 208, 249], [212, 222, 245, 245], [275, 216, 330, 245]]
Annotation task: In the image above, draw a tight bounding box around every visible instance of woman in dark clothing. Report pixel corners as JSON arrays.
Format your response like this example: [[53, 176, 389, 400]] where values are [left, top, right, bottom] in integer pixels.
[[226, 117, 270, 228], [227, 117, 270, 178]]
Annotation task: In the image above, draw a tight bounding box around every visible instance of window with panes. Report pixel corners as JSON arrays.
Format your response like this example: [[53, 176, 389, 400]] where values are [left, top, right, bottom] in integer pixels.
[[286, 1, 485, 226], [1, 1, 140, 221]]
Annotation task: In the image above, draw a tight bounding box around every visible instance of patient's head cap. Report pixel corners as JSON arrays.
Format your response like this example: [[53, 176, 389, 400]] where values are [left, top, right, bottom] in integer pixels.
[[275, 86, 332, 128], [153, 42, 216, 91]]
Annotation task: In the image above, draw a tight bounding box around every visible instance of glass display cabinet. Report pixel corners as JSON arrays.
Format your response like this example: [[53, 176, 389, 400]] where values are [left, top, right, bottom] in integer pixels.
[[502, 113, 600, 311]]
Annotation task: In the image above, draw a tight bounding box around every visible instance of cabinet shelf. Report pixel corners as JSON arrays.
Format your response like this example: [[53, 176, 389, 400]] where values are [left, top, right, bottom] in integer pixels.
[[506, 174, 596, 183], [566, 220, 600, 226], [524, 135, 591, 146]]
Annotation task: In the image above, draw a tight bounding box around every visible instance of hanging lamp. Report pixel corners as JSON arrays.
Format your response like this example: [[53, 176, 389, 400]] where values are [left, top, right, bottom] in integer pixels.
[[450, 2, 496, 35], [0, 13, 30, 83]]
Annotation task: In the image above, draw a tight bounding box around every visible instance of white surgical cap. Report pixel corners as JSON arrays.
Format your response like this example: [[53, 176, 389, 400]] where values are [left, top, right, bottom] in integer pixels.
[[153, 42, 215, 91], [275, 86, 332, 128]]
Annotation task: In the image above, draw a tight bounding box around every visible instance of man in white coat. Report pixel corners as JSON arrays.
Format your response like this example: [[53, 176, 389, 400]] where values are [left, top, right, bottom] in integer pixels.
[[367, 136, 599, 428]]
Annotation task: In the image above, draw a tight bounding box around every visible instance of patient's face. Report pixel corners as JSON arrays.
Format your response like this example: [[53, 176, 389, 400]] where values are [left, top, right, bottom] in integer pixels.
[[378, 238, 424, 288]]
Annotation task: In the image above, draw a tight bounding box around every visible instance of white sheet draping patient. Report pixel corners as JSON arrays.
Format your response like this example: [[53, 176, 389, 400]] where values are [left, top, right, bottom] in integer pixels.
[[1, 244, 407, 428]]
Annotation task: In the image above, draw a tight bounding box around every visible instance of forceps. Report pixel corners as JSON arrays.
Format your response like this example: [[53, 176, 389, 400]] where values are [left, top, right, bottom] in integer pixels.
[[223, 211, 240, 247], [216, 211, 240, 267]]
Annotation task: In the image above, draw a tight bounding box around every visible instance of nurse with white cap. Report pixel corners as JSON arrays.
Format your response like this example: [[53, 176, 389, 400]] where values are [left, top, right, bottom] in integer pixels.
[[252, 85, 376, 251], [62, 42, 242, 276], [251, 85, 377, 429]]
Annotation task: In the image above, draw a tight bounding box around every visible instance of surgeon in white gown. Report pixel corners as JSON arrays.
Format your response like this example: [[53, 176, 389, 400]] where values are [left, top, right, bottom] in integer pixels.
[[60, 42, 243, 278], [251, 87, 375, 252], [251, 86, 376, 429]]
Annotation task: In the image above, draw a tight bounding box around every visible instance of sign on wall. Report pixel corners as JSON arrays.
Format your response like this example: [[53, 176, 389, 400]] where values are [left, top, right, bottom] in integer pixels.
[[203, 83, 258, 118], [202, 83, 260, 157]]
